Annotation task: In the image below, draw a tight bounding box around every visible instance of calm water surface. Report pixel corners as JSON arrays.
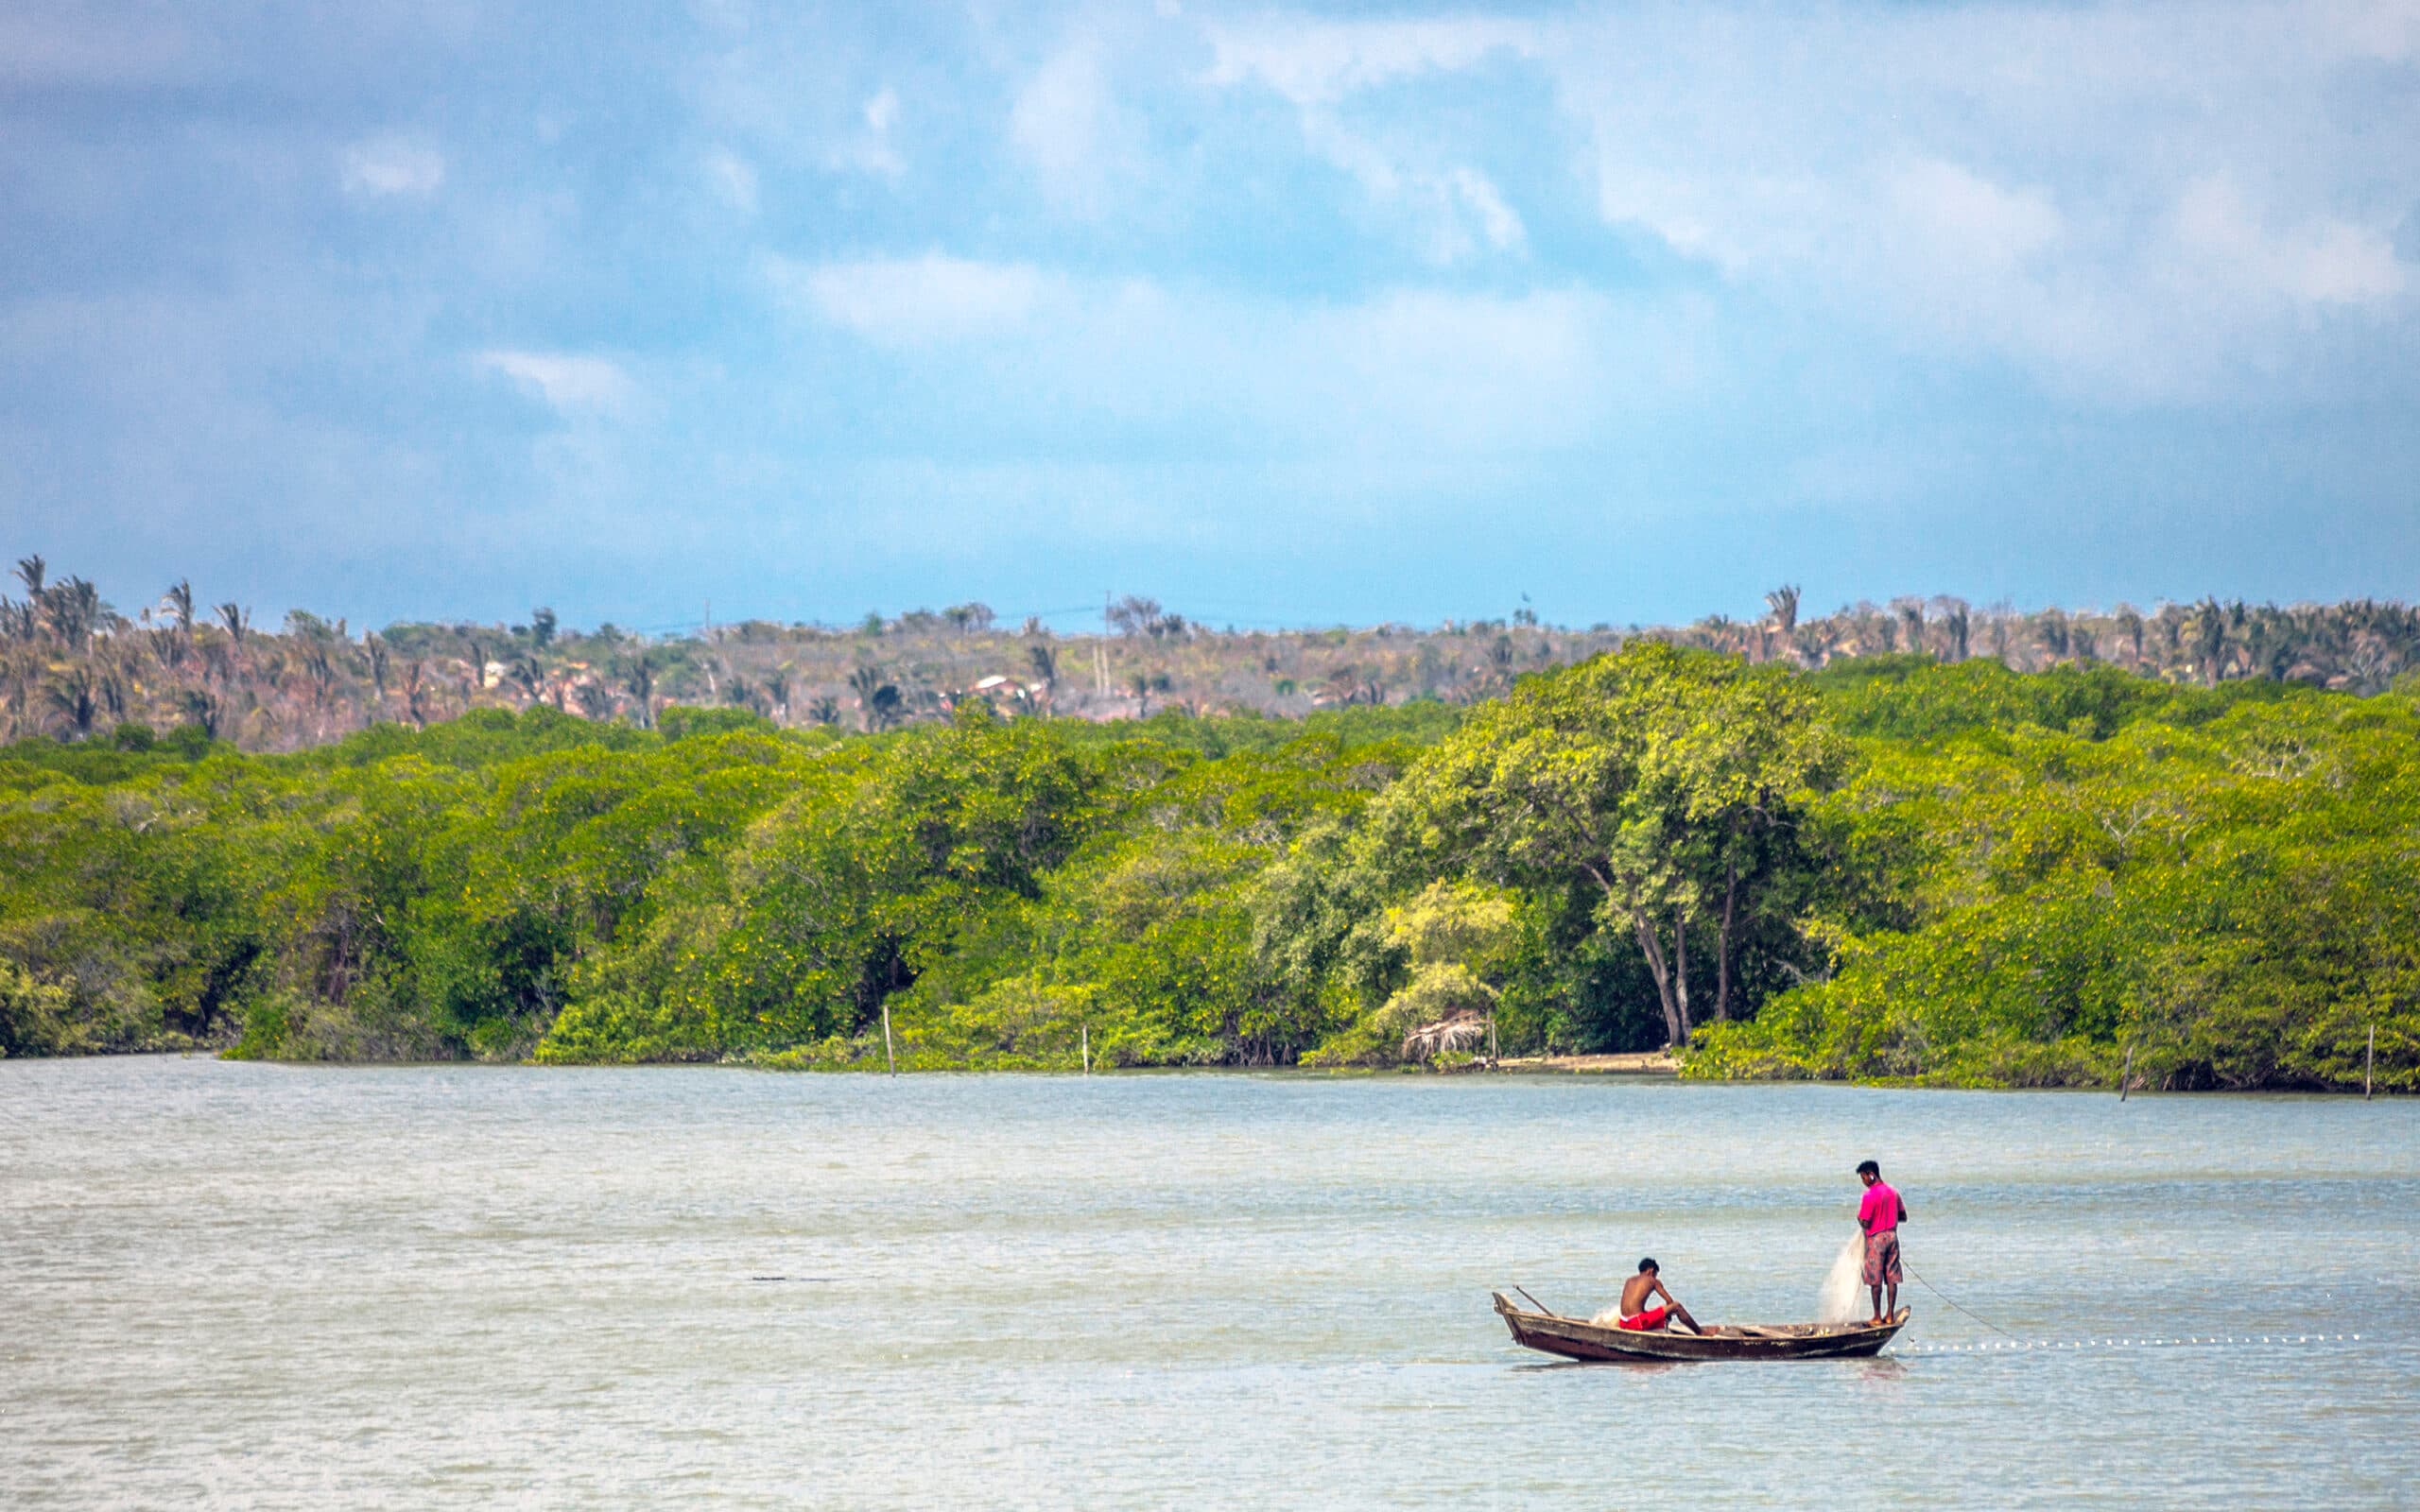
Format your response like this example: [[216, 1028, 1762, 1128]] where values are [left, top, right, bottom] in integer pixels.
[[3, 1057, 2413, 1508]]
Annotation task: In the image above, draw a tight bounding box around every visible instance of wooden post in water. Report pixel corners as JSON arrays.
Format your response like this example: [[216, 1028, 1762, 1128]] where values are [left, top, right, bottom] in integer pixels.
[[1081, 1022, 1091, 1076], [2119, 1044, 2135, 1102], [882, 1001, 896, 1078], [2366, 1023, 2375, 1101]]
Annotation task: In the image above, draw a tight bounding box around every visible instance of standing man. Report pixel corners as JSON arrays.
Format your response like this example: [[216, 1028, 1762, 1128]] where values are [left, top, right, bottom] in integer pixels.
[[1856, 1160, 1908, 1325]]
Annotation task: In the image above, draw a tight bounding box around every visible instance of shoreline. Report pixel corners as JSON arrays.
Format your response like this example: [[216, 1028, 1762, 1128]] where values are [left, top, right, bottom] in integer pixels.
[[8, 1050, 2407, 1094], [1489, 1052, 1681, 1075]]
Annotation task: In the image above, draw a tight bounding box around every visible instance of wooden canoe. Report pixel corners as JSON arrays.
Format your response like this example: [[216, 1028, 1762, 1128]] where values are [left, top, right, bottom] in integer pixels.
[[1493, 1292, 1909, 1362]]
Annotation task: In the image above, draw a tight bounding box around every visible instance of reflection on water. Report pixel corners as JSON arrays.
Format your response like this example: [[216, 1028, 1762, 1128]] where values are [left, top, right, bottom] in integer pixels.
[[3, 1058, 2413, 1509]]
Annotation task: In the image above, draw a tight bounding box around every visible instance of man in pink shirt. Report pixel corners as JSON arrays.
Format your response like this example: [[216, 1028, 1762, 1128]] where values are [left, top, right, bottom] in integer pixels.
[[1856, 1159, 1909, 1325]]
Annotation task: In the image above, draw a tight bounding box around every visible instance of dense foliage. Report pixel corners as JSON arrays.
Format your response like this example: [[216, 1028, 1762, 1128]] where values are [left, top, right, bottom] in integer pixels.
[[2, 651, 2411, 1091], [1690, 660, 2420, 1091]]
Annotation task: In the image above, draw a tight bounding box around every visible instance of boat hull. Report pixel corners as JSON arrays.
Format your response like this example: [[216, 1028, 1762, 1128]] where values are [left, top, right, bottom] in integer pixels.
[[1493, 1293, 1907, 1362]]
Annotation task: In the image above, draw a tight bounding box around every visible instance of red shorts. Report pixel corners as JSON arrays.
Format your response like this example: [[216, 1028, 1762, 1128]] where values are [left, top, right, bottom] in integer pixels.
[[1616, 1306, 1668, 1332]]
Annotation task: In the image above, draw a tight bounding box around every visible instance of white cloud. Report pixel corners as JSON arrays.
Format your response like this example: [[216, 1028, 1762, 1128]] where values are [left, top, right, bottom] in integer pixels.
[[1446, 167, 1526, 256], [773, 250, 1704, 453], [1545, 2, 2418, 401], [2170, 177, 2404, 307], [340, 138, 445, 198], [688, 22, 904, 181], [1010, 41, 1137, 216], [1886, 159, 2064, 269], [1205, 17, 1533, 265], [771, 253, 1046, 344], [1203, 16, 1538, 105], [847, 88, 905, 178], [475, 351, 635, 414], [705, 150, 758, 214]]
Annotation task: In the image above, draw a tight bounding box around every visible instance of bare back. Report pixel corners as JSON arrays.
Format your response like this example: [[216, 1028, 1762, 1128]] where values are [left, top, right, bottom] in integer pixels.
[[1618, 1272, 1660, 1317]]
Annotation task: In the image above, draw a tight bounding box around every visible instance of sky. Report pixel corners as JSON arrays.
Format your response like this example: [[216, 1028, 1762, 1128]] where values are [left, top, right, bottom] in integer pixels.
[[5, 1, 2418, 635]]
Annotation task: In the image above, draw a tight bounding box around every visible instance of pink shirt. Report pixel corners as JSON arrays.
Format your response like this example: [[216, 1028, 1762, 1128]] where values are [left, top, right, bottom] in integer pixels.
[[1858, 1181, 1904, 1236]]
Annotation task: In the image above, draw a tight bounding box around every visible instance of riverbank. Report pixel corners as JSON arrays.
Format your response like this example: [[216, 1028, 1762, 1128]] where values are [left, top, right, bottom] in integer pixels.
[[1492, 1051, 1680, 1074]]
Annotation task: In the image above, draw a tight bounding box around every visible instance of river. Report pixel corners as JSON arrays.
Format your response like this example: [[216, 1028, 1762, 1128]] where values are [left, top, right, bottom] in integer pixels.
[[4, 1057, 2413, 1508]]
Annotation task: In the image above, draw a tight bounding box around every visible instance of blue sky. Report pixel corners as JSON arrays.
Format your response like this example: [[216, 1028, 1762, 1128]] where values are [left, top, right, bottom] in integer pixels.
[[6, 1, 2417, 633]]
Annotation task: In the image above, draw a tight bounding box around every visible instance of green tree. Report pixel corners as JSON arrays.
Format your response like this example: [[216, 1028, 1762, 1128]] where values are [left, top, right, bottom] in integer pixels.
[[1377, 643, 1838, 1045]]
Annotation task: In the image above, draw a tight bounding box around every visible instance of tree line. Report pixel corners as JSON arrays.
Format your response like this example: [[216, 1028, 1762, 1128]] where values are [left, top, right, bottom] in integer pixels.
[[9, 554, 2417, 753], [1, 641, 2410, 1091]]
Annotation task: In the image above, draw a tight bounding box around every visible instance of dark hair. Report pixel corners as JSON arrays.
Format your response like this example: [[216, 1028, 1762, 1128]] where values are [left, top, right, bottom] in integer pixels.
[[1856, 1160, 1880, 1178], [1637, 1258, 1658, 1274]]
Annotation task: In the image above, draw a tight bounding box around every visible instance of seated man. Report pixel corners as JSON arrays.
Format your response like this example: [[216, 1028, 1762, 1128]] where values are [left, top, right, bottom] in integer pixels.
[[1616, 1257, 1703, 1333]]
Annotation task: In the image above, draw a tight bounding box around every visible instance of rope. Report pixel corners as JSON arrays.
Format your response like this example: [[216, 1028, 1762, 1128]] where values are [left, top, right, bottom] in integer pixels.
[[1888, 1259, 2368, 1357], [1901, 1256, 2024, 1341], [1898, 1333, 2360, 1356]]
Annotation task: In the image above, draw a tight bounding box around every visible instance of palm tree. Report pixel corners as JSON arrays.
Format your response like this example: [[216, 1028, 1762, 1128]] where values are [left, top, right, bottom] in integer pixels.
[[2113, 606, 2146, 668], [2154, 605, 2186, 676], [943, 602, 994, 638], [147, 625, 188, 672], [291, 640, 339, 740], [764, 667, 794, 725], [1765, 584, 1801, 637], [1932, 597, 1970, 662], [848, 663, 887, 731], [867, 683, 904, 730], [1763, 584, 1801, 665], [13, 555, 46, 604], [42, 576, 100, 650], [508, 655, 544, 705], [403, 660, 432, 729], [45, 669, 97, 737], [1894, 599, 1927, 657], [806, 695, 840, 728], [1028, 643, 1058, 712], [2193, 598, 2227, 685], [180, 688, 222, 740], [2039, 608, 2070, 662], [621, 654, 657, 728], [575, 682, 615, 721], [364, 634, 390, 717], [1107, 594, 1162, 638], [163, 579, 195, 642]]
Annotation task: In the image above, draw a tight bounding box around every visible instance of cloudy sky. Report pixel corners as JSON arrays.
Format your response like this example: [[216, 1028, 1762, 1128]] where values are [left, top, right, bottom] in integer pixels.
[[6, 2, 2417, 632]]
